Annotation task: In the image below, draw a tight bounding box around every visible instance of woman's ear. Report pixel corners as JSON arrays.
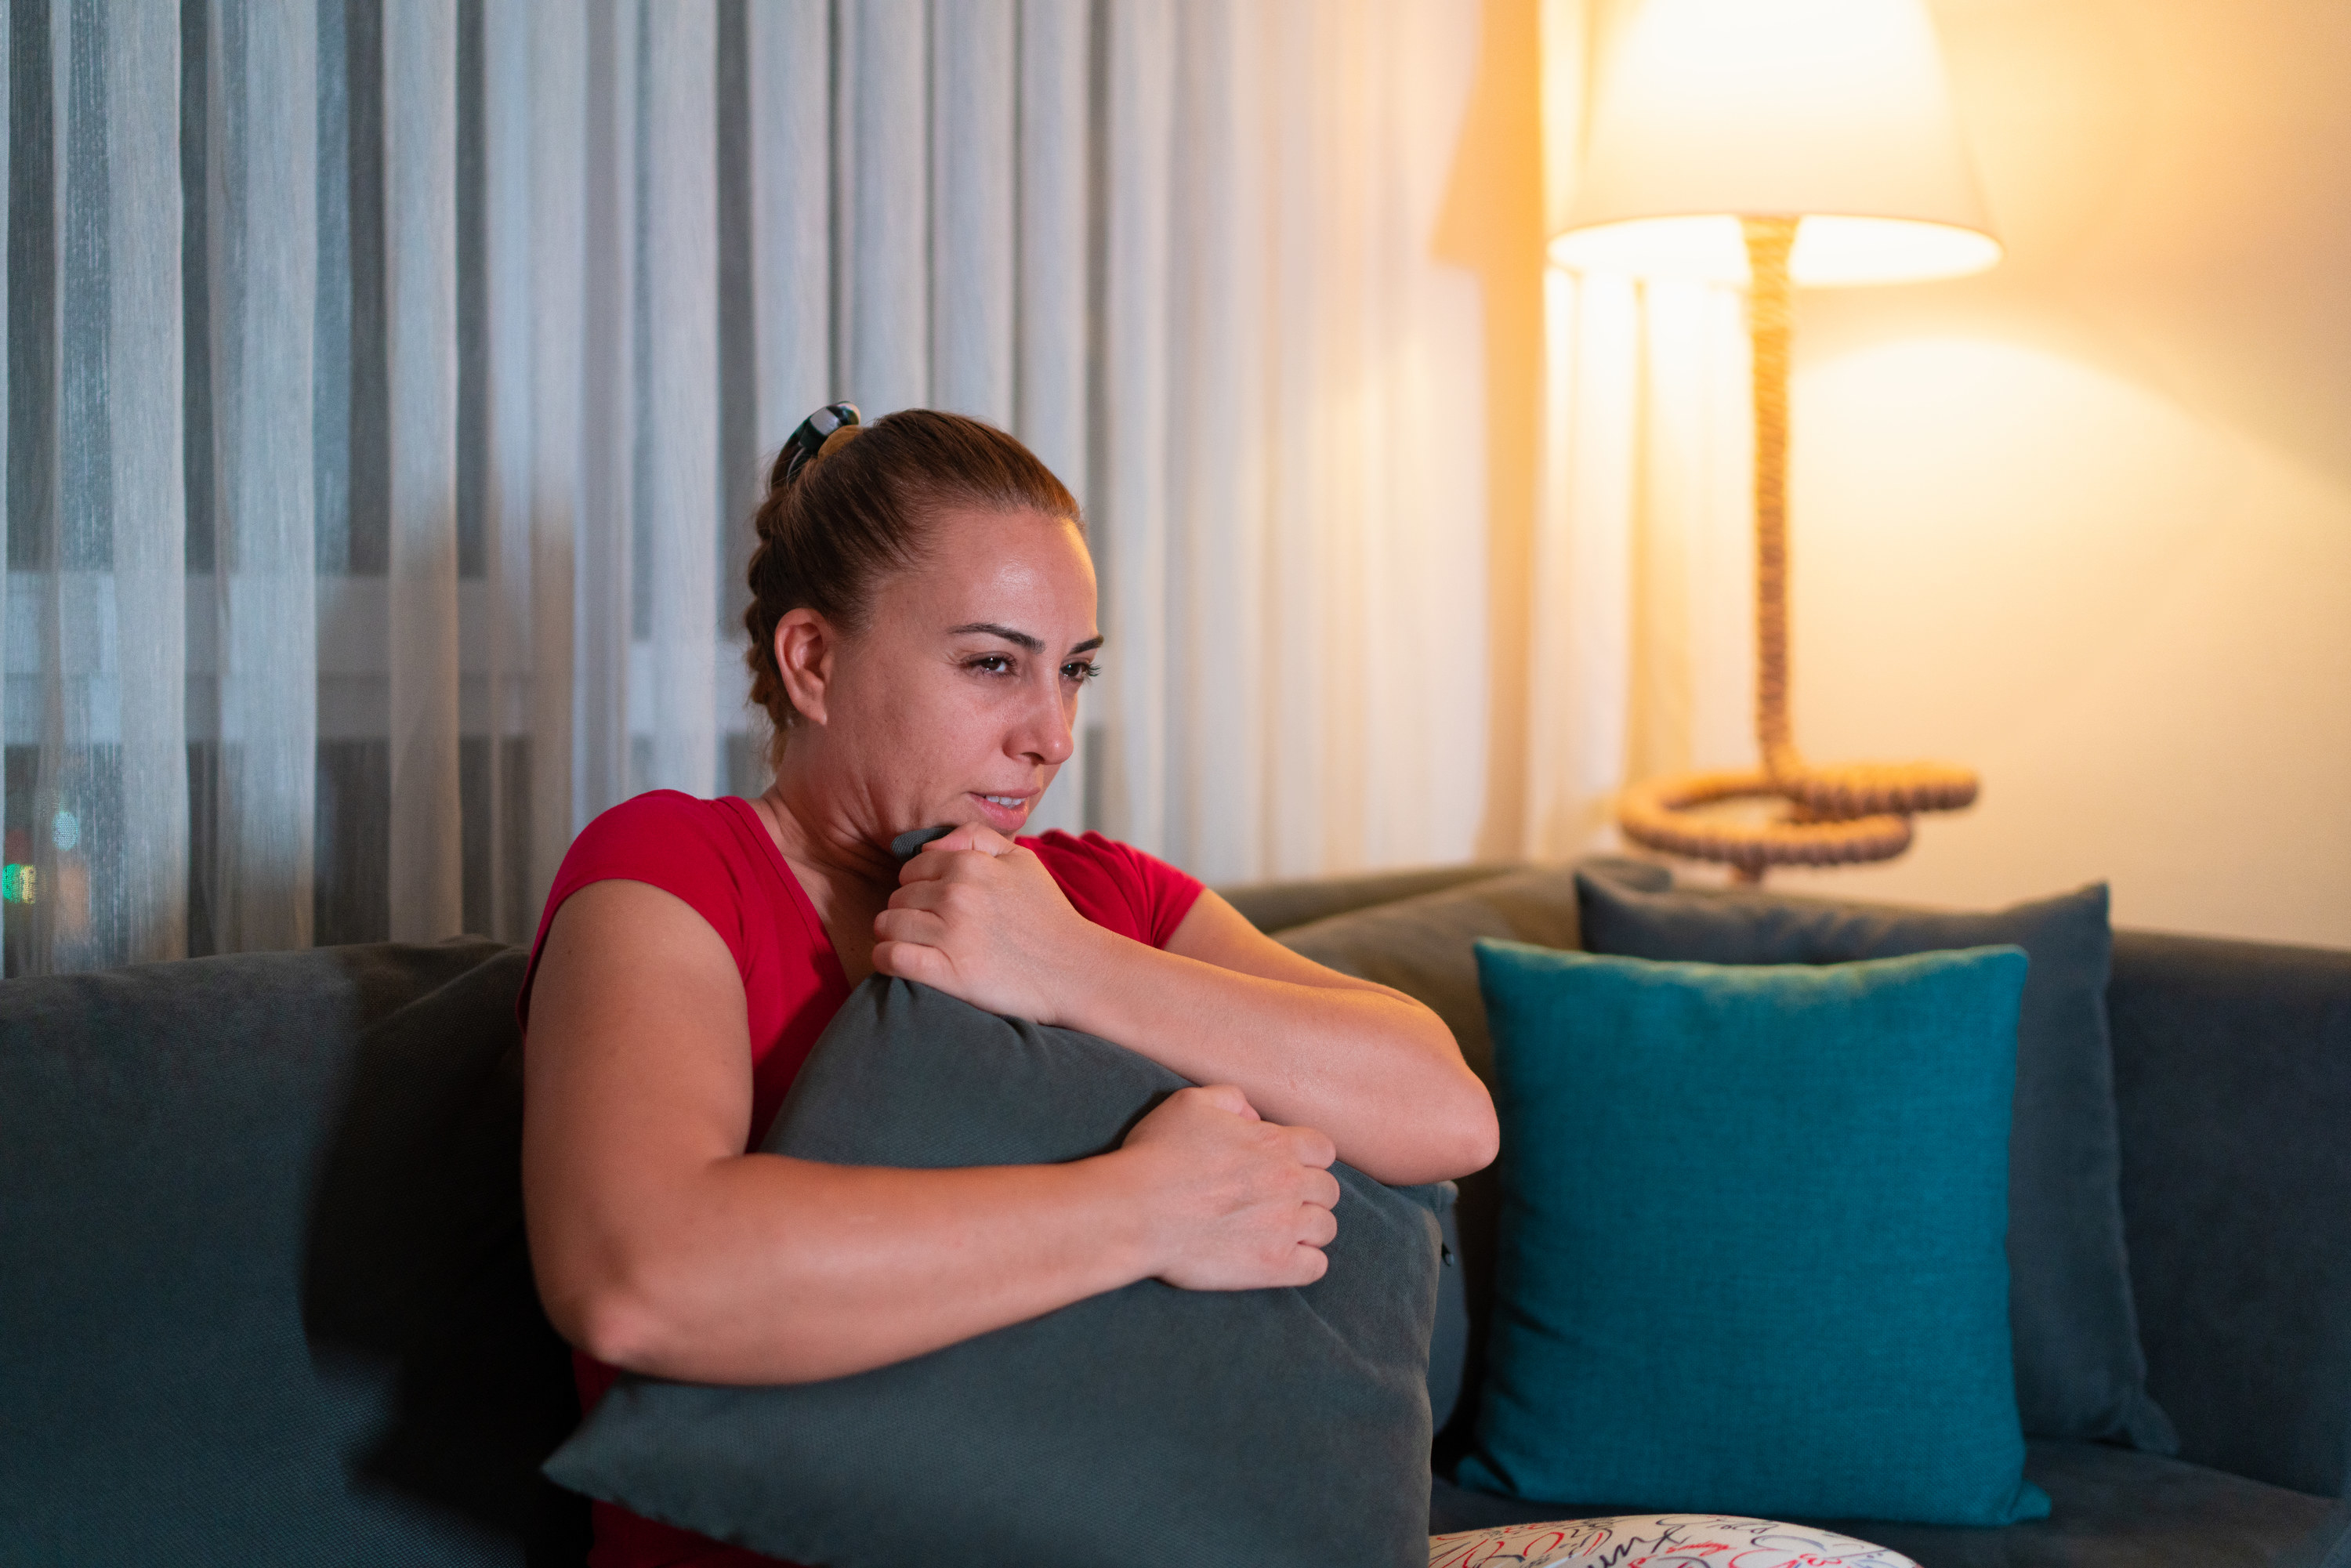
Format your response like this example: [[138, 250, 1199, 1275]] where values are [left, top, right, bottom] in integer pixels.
[[774, 609, 836, 728]]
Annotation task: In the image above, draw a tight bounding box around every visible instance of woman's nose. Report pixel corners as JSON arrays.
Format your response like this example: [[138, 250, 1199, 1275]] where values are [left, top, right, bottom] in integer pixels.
[[1018, 681, 1077, 766]]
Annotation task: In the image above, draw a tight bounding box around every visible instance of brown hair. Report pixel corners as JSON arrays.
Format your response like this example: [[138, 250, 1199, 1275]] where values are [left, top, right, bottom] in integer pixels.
[[743, 408, 1084, 763]]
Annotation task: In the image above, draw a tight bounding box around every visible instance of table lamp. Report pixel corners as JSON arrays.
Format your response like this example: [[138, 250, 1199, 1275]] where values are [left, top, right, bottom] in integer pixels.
[[1552, 0, 2000, 879]]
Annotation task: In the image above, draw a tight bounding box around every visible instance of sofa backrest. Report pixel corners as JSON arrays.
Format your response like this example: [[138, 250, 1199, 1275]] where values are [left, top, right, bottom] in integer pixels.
[[10, 871, 2343, 1557], [2107, 929, 2351, 1498], [1261, 864, 2351, 1501], [0, 941, 585, 1566], [1215, 863, 1523, 943]]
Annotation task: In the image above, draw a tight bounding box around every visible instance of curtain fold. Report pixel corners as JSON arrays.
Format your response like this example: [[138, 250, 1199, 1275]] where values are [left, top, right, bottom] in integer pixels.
[[383, 0, 458, 943], [513, 0, 583, 934], [1524, 0, 1754, 863], [1164, 0, 1269, 881], [572, 0, 631, 836], [197, 0, 317, 955], [833, 0, 926, 418], [1, 3, 10, 940], [747, 0, 828, 453], [1096, 0, 1175, 859], [641, 0, 718, 802], [1009, 0, 1089, 836], [928, 0, 1013, 427], [103, 2, 188, 967], [3, 0, 1502, 975], [8, 0, 187, 975]]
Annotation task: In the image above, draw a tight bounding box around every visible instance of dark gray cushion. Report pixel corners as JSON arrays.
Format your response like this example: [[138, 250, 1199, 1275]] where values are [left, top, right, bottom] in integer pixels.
[[545, 976, 1446, 1568], [1433, 1440, 2338, 1566], [0, 942, 585, 1568], [1273, 856, 1667, 1457], [1575, 871, 2172, 1454]]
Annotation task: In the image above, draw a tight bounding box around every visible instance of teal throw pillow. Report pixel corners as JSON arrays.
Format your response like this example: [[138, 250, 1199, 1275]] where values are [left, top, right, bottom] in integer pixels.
[[545, 976, 1447, 1568], [1574, 871, 2172, 1453], [1458, 942, 2050, 1527]]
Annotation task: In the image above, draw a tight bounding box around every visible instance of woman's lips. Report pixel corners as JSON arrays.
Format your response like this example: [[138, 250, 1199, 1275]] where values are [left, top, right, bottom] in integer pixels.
[[969, 791, 1034, 832]]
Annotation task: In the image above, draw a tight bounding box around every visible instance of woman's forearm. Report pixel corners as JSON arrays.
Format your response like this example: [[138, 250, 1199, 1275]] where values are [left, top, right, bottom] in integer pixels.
[[547, 1148, 1157, 1385], [1050, 935, 1496, 1186], [874, 840, 1496, 1184]]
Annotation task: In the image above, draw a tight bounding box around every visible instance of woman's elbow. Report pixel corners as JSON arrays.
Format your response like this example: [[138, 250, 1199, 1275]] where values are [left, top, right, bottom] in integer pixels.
[[1415, 1014, 1499, 1177], [1365, 1072, 1498, 1186], [542, 1262, 672, 1372], [1456, 1088, 1501, 1175], [531, 1223, 698, 1372], [1433, 1076, 1500, 1179]]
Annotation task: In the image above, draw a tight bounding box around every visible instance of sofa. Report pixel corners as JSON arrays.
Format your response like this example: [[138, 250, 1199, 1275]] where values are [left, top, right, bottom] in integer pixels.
[[3, 856, 2347, 1566]]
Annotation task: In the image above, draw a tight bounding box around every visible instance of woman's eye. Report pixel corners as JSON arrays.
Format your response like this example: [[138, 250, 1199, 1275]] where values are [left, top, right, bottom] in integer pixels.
[[967, 655, 1014, 675], [1063, 661, 1103, 683]]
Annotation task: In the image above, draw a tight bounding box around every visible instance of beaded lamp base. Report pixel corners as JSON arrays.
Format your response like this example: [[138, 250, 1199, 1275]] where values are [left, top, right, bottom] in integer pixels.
[[1616, 216, 1976, 883]]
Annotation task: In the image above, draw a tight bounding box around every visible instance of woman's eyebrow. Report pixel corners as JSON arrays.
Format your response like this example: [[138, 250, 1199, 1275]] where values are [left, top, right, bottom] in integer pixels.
[[948, 621, 1045, 653], [948, 622, 1106, 657]]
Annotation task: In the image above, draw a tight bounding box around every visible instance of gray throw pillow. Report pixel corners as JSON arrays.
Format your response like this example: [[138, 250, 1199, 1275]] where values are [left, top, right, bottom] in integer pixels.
[[1574, 868, 2176, 1452], [543, 976, 1447, 1568]]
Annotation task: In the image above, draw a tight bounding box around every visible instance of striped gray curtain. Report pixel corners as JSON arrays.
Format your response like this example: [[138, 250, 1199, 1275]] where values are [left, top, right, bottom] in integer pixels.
[[2, 0, 1493, 978]]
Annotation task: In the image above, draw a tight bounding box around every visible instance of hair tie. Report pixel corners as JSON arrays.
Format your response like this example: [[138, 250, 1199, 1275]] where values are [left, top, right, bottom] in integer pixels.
[[774, 401, 861, 490]]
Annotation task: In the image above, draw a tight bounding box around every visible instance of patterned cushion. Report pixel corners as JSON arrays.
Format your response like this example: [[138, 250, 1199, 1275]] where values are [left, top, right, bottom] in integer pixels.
[[1429, 1515, 1917, 1567]]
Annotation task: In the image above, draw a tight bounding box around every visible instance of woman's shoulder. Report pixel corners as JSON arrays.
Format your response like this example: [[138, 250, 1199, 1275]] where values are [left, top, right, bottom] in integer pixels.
[[538, 792, 777, 954], [1020, 829, 1204, 949], [572, 788, 748, 851]]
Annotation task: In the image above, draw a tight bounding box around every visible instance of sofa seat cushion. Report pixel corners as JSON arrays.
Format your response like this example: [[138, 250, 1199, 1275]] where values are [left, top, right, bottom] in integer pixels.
[[1433, 1441, 2340, 1567]]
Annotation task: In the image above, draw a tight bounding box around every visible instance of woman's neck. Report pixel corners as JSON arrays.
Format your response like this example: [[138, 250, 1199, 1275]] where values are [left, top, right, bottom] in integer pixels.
[[752, 773, 899, 983]]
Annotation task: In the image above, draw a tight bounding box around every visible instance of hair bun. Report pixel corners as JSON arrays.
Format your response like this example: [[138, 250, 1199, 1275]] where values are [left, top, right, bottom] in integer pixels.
[[818, 425, 862, 459]]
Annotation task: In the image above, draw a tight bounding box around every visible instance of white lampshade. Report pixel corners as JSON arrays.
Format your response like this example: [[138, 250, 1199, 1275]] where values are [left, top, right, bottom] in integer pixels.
[[1552, 0, 2000, 285]]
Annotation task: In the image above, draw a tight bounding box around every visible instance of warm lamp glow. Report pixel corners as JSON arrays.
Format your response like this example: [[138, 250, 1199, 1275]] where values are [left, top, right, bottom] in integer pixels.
[[1554, 0, 2000, 284], [1551, 214, 2001, 286], [1559, 0, 1997, 877]]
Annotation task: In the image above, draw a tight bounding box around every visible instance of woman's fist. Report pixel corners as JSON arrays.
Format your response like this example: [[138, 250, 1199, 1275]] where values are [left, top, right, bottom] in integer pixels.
[[1115, 1085, 1341, 1291], [869, 825, 1108, 1025]]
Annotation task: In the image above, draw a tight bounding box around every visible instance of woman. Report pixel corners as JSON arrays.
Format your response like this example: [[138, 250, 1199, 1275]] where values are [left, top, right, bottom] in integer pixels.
[[521, 407, 1498, 1566]]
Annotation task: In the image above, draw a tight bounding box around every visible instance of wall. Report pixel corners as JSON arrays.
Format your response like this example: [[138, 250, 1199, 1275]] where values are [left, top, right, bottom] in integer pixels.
[[1704, 0, 2351, 947]]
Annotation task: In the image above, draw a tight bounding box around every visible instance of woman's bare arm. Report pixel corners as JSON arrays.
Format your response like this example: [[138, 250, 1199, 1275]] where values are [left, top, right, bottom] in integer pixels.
[[523, 878, 1341, 1385], [875, 835, 1498, 1186], [1130, 891, 1496, 1184]]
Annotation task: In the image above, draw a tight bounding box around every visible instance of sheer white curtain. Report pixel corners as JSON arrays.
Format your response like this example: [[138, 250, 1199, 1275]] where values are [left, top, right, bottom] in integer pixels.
[[3, 2, 194, 975], [2, 0, 1493, 977], [1523, 0, 1753, 862]]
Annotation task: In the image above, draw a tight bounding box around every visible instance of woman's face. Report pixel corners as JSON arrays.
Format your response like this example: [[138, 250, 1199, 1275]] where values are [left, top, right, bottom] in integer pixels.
[[795, 505, 1100, 842]]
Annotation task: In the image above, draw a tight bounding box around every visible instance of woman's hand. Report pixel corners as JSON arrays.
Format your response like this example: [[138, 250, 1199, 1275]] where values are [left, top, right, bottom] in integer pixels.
[[871, 825, 1110, 1024], [1112, 1085, 1342, 1290]]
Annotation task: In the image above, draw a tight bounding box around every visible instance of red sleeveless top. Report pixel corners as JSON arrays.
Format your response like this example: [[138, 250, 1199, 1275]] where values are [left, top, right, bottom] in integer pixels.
[[520, 791, 1204, 1568]]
